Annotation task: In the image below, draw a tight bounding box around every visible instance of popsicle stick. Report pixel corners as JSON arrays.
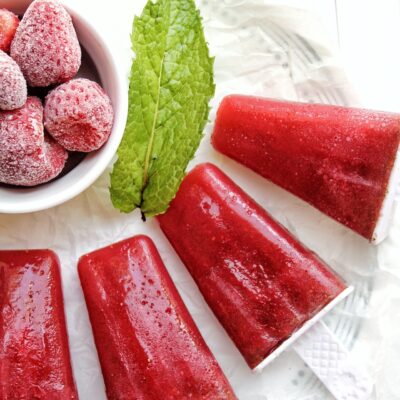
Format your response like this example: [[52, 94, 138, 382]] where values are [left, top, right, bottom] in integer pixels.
[[373, 150, 400, 244], [396, 151, 400, 201], [293, 321, 373, 400], [253, 287, 353, 372]]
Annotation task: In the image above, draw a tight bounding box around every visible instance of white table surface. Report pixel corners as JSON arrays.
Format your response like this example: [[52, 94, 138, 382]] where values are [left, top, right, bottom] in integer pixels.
[[302, 0, 400, 113], [64, 0, 400, 110]]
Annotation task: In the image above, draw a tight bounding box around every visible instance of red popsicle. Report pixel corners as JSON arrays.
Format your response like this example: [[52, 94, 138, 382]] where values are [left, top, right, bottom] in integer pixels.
[[212, 95, 400, 241], [0, 250, 78, 399], [78, 235, 236, 400], [158, 163, 348, 369]]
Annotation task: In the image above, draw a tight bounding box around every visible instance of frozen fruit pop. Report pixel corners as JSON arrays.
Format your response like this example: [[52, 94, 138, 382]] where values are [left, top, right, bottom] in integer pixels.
[[212, 95, 400, 242], [78, 235, 236, 400], [158, 163, 348, 369], [0, 250, 78, 399]]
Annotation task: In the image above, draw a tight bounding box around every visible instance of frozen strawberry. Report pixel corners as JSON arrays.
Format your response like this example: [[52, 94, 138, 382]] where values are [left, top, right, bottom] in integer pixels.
[[8, 134, 68, 187], [0, 97, 43, 155], [0, 50, 27, 110], [10, 0, 81, 87], [0, 9, 19, 53], [0, 97, 68, 186], [44, 78, 114, 152]]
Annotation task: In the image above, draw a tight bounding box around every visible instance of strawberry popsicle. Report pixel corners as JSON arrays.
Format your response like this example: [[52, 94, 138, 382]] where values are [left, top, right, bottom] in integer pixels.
[[0, 250, 78, 399], [78, 235, 236, 400], [158, 163, 348, 369], [212, 95, 400, 242]]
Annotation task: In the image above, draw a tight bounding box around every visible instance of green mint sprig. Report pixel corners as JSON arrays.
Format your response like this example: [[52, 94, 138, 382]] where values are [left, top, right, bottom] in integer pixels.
[[110, 0, 215, 217]]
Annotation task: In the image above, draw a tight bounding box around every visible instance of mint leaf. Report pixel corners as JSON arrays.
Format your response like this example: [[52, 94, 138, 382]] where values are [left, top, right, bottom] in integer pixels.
[[110, 0, 215, 216]]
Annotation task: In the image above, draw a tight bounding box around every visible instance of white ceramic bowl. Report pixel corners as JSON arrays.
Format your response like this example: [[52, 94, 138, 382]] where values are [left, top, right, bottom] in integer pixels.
[[0, 0, 128, 213]]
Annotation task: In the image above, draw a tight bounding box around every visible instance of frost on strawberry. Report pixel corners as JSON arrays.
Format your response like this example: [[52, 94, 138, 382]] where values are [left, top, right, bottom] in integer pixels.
[[10, 0, 81, 87], [0, 50, 27, 111], [44, 78, 114, 152], [0, 97, 68, 186]]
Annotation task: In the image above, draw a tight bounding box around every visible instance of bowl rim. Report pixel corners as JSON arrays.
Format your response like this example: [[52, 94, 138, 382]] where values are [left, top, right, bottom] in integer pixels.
[[0, 2, 128, 214]]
